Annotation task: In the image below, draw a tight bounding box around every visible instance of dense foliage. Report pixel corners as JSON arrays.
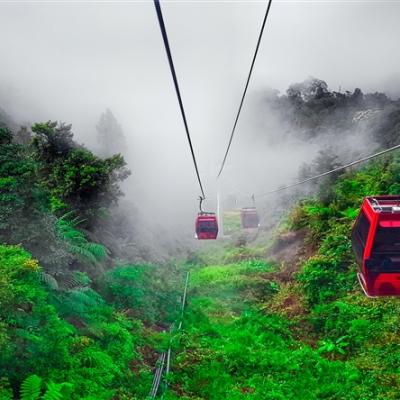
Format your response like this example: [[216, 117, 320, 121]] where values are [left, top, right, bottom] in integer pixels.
[[289, 155, 400, 399], [0, 121, 180, 399]]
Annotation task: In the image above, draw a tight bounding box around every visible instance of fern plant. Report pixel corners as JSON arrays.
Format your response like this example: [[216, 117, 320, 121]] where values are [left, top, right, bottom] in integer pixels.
[[15, 375, 73, 400], [38, 272, 59, 290], [20, 374, 42, 400], [56, 212, 107, 264], [317, 336, 350, 357], [42, 382, 73, 400]]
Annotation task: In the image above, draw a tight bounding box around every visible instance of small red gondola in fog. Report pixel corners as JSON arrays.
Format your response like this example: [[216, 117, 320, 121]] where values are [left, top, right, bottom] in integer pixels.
[[352, 196, 400, 297], [241, 207, 260, 229], [195, 212, 218, 240]]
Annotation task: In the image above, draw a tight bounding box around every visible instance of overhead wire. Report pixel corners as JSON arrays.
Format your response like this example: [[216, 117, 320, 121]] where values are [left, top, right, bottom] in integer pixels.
[[153, 0, 206, 199], [256, 143, 400, 198], [217, 0, 273, 178]]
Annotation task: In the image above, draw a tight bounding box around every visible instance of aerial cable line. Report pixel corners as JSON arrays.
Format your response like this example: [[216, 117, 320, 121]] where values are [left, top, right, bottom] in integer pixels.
[[153, 0, 206, 199], [217, 0, 273, 178], [256, 143, 400, 198]]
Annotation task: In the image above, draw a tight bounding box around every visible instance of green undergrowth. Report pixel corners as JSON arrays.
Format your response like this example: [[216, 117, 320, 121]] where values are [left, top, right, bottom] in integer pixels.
[[0, 244, 179, 399], [287, 155, 400, 398], [167, 255, 374, 399], [188, 259, 278, 320], [0, 123, 185, 399], [192, 242, 267, 267]]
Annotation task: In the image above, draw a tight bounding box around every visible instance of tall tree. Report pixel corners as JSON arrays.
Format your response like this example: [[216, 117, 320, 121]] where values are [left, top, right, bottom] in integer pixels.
[[96, 109, 127, 157]]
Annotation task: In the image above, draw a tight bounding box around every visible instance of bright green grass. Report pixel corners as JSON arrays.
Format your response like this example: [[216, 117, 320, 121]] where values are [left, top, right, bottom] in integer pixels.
[[189, 259, 274, 288], [167, 250, 374, 400]]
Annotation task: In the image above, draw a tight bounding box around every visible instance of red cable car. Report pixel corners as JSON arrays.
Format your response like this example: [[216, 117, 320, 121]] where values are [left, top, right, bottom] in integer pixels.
[[352, 195, 400, 297], [195, 212, 218, 240], [241, 207, 260, 229]]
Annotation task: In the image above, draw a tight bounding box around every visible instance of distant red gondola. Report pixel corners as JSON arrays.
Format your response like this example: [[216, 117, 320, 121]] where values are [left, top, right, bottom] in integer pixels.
[[241, 207, 260, 229], [352, 196, 400, 297], [195, 212, 218, 240]]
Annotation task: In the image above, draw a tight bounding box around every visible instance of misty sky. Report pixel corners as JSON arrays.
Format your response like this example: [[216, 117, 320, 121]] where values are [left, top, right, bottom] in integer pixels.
[[1, 0, 400, 232]]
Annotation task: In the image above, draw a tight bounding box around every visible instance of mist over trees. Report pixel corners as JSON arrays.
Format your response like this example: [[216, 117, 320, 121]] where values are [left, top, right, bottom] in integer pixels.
[[252, 77, 400, 205], [96, 109, 127, 158], [0, 113, 179, 398], [261, 77, 396, 144]]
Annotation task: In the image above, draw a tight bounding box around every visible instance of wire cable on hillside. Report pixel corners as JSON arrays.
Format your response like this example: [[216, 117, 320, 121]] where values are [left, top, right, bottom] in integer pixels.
[[217, 0, 273, 178], [257, 143, 400, 198], [149, 271, 190, 399], [154, 0, 205, 198]]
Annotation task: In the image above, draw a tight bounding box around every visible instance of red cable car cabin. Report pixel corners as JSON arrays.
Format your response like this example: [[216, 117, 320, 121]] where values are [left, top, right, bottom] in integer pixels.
[[195, 212, 218, 240], [352, 195, 400, 297], [241, 207, 260, 229]]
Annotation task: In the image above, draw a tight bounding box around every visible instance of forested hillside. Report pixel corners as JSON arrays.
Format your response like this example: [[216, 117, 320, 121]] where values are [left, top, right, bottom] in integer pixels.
[[166, 154, 400, 399], [0, 118, 182, 399], [1, 78, 400, 399]]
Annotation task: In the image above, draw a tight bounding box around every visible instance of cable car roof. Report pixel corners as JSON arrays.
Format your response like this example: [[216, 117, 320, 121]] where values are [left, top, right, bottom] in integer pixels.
[[364, 196, 400, 217], [197, 212, 216, 217]]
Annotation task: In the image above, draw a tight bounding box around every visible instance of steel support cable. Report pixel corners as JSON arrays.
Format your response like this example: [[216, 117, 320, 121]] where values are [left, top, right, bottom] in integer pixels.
[[256, 143, 400, 198], [149, 272, 190, 399], [154, 0, 205, 199], [217, 0, 273, 178], [178, 271, 190, 330], [149, 352, 166, 398]]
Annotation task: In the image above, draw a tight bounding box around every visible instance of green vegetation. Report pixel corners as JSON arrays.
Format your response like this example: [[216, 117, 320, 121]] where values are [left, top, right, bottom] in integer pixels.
[[162, 156, 400, 399], [287, 156, 400, 399], [0, 122, 180, 399], [165, 255, 366, 399], [1, 374, 73, 400], [0, 244, 154, 399]]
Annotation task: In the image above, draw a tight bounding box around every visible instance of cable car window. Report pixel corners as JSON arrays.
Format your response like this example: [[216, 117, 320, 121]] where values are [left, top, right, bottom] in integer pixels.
[[198, 221, 217, 232], [372, 227, 400, 256], [352, 212, 370, 261], [247, 215, 259, 224], [358, 213, 370, 244]]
